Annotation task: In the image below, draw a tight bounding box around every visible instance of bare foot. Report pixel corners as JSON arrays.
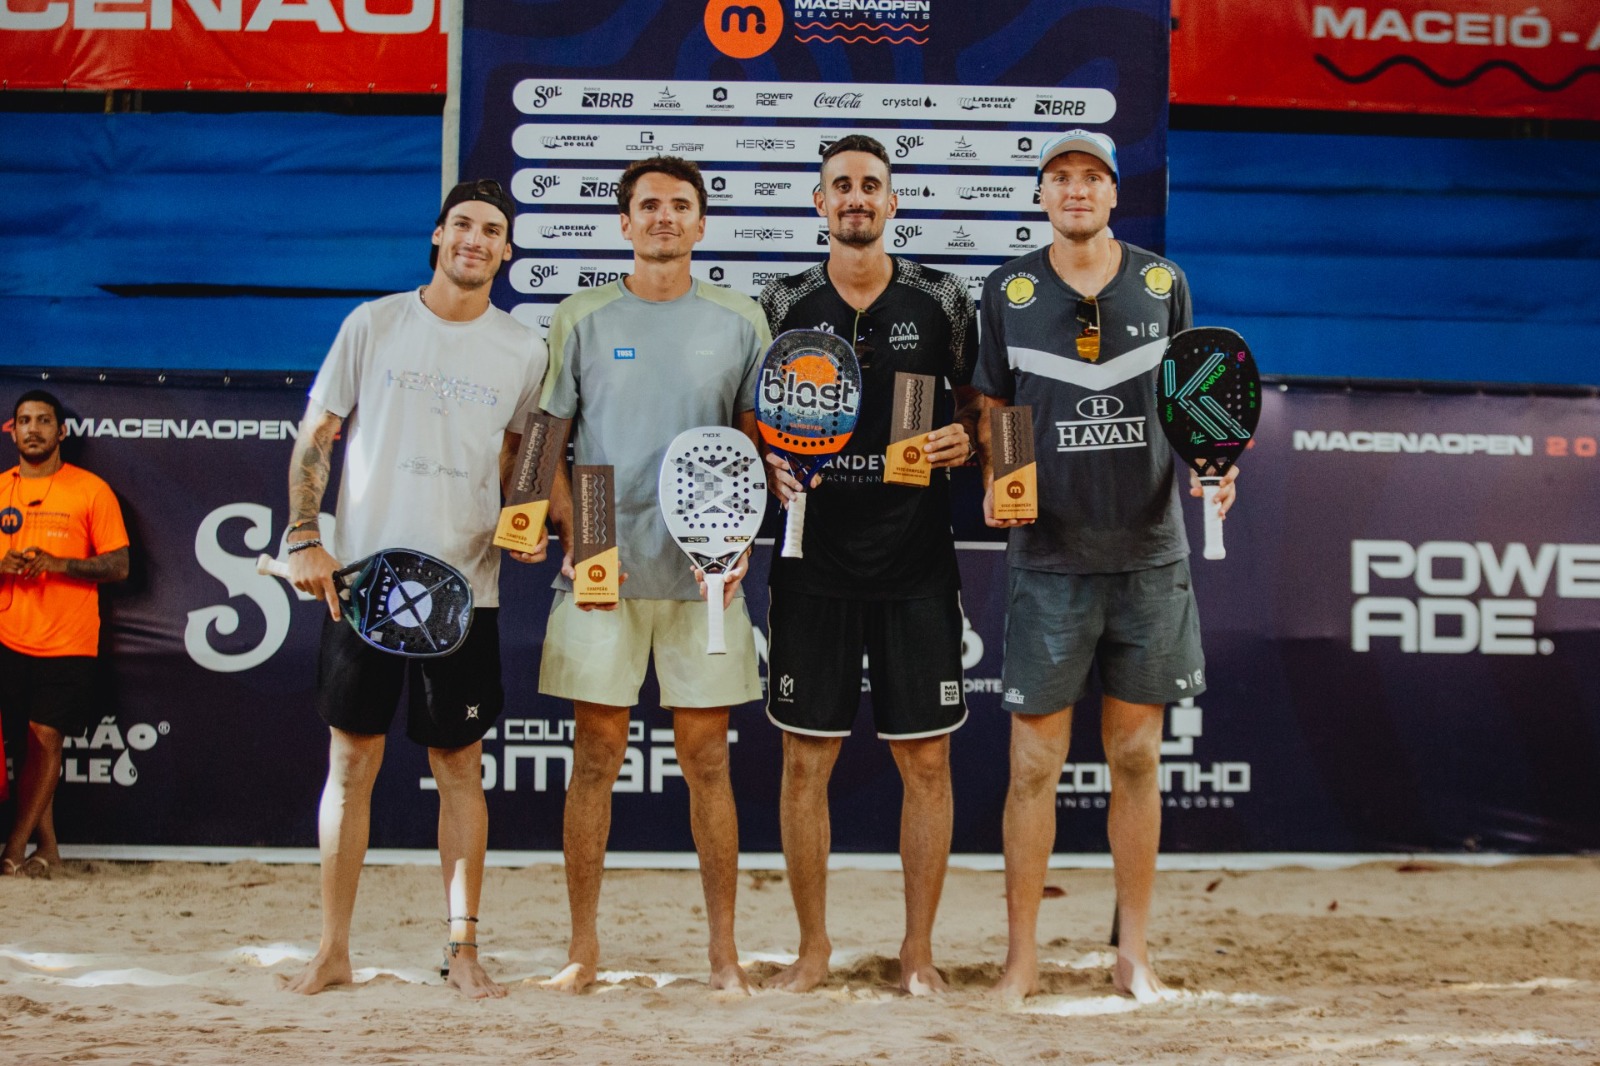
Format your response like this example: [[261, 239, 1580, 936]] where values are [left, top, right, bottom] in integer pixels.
[[1114, 953, 1168, 1003], [989, 960, 1039, 1004], [899, 961, 947, 996], [282, 951, 353, 995], [762, 952, 830, 993], [540, 960, 596, 994], [444, 953, 507, 1000], [709, 961, 752, 995]]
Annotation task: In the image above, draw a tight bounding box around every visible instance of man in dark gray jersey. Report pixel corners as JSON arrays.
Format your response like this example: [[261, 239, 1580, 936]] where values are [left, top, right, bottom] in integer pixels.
[[972, 130, 1239, 1002]]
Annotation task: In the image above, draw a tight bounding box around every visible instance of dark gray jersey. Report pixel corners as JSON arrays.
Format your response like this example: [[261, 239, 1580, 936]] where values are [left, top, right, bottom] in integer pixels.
[[973, 243, 1193, 574]]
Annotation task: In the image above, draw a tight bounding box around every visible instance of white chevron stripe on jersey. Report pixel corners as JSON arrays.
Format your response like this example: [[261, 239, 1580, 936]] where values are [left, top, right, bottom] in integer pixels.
[[1007, 337, 1166, 390]]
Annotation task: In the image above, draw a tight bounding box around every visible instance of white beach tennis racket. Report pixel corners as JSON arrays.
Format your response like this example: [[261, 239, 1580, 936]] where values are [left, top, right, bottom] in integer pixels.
[[658, 427, 767, 654]]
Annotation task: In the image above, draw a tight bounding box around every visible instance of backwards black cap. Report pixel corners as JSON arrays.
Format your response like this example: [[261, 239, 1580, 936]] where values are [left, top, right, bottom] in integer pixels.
[[431, 178, 517, 269]]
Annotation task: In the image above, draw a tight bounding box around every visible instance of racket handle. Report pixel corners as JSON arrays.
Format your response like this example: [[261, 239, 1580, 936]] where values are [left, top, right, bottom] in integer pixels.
[[256, 553, 291, 578], [703, 573, 727, 655], [1201, 480, 1225, 561], [781, 492, 807, 558]]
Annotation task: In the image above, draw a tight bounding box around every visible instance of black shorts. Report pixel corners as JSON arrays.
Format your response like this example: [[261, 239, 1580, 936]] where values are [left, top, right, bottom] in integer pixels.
[[0, 642, 98, 738], [765, 588, 968, 740], [316, 607, 503, 749]]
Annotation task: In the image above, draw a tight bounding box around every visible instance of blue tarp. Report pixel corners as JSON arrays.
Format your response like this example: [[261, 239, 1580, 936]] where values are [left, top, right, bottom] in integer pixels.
[[1, 114, 1595, 384]]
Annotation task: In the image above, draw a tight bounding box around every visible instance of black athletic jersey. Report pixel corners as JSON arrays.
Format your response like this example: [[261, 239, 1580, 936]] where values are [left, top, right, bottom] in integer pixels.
[[973, 242, 1194, 575], [758, 258, 977, 599]]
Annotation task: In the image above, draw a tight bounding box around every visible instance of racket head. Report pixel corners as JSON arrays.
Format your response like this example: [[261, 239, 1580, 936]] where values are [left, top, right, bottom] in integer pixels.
[[1157, 326, 1261, 479], [755, 329, 862, 464], [340, 548, 474, 658], [658, 427, 767, 573]]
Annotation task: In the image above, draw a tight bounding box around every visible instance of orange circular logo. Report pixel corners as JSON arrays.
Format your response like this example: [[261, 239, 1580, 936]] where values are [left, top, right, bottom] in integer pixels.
[[903, 446, 922, 464], [511, 513, 530, 531], [588, 564, 607, 582], [1006, 482, 1025, 499], [704, 0, 782, 58]]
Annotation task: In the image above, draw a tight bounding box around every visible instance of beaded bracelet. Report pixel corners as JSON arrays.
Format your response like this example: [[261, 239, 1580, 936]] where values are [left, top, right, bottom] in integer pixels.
[[285, 538, 323, 555]]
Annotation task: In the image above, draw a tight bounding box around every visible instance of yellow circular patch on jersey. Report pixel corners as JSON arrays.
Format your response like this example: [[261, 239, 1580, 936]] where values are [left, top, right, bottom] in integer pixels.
[[1143, 265, 1174, 297], [1005, 275, 1036, 306]]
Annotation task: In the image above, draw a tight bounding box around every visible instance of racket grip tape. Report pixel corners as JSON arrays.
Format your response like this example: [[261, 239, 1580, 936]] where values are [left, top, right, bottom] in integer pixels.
[[781, 493, 807, 559], [256, 553, 291, 578], [1201, 481, 1225, 561], [703, 573, 727, 655]]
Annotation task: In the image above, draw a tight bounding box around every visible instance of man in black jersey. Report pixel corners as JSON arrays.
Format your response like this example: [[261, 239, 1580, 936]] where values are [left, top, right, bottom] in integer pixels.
[[973, 130, 1239, 1003], [756, 135, 978, 995]]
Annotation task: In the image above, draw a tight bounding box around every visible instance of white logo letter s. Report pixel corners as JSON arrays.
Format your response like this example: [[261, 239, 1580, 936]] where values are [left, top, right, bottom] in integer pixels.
[[184, 503, 291, 673]]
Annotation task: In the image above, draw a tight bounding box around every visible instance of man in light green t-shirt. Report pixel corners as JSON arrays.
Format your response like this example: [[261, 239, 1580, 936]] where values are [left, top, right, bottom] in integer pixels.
[[538, 155, 770, 995]]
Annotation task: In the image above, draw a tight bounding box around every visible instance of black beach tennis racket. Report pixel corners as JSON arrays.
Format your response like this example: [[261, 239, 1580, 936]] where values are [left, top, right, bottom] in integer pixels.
[[1157, 327, 1260, 561], [754, 329, 862, 558], [258, 547, 473, 657], [658, 427, 767, 654]]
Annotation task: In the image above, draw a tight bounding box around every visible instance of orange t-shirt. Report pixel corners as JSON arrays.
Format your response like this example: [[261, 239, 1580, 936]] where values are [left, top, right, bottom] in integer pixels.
[[0, 464, 129, 657]]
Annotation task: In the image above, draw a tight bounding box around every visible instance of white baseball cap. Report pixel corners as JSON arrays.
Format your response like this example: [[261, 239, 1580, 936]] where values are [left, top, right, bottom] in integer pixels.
[[1037, 129, 1118, 182]]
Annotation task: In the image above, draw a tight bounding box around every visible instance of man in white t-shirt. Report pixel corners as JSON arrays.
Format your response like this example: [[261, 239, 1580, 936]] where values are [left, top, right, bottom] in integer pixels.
[[281, 179, 549, 999]]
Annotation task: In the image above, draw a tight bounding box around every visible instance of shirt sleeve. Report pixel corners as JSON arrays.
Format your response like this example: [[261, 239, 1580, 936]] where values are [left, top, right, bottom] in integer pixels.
[[308, 302, 371, 419], [756, 281, 783, 337], [943, 280, 978, 388], [1171, 265, 1194, 335], [87, 478, 129, 556], [513, 334, 550, 425], [540, 303, 581, 419], [971, 275, 1014, 401], [736, 313, 771, 415]]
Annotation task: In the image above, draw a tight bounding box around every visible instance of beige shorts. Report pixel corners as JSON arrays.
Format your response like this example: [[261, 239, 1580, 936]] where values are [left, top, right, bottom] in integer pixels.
[[538, 591, 763, 709]]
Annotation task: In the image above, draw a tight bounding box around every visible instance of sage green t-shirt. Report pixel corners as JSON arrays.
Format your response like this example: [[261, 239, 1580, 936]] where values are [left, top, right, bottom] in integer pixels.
[[541, 279, 769, 600]]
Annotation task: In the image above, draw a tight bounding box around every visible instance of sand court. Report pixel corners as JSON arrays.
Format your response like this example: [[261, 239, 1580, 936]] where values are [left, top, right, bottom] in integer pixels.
[[4, 857, 1598, 1064]]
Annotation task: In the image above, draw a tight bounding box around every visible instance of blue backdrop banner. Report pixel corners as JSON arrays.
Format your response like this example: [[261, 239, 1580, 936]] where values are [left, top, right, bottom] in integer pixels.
[[3, 373, 1597, 855]]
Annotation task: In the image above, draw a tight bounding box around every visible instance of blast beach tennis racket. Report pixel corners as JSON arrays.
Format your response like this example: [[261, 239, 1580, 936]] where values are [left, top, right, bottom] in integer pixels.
[[1157, 327, 1260, 561], [258, 547, 473, 657], [658, 427, 767, 654], [754, 329, 862, 558]]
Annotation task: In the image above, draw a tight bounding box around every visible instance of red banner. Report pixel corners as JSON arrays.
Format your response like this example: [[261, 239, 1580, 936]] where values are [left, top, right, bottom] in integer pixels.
[[1171, 0, 1600, 120], [0, 0, 446, 92]]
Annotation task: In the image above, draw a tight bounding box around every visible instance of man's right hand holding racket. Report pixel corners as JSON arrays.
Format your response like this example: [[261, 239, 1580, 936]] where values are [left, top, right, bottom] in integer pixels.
[[289, 539, 345, 621], [285, 407, 348, 620]]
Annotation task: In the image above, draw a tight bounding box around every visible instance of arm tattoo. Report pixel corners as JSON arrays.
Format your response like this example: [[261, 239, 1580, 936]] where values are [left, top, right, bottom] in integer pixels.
[[65, 546, 129, 583], [289, 409, 342, 527]]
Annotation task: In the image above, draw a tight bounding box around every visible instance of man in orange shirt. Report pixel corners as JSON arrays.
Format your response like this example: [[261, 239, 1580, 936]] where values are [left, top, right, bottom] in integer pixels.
[[1, 390, 129, 877]]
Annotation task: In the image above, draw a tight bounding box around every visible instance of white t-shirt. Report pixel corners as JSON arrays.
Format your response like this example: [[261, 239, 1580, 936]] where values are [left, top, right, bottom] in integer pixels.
[[309, 289, 548, 607]]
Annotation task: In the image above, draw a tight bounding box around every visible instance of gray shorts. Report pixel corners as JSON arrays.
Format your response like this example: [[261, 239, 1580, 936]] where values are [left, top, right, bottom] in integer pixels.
[[999, 559, 1205, 714]]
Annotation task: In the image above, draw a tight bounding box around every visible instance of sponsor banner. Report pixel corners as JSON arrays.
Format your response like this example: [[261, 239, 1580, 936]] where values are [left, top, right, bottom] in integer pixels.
[[512, 167, 1041, 212], [467, 1, 1174, 327], [512, 78, 1115, 124], [511, 122, 1049, 169], [510, 259, 818, 296], [510, 263, 990, 326], [0, 0, 447, 93], [4, 374, 1598, 854], [512, 214, 1047, 258], [1171, 0, 1600, 120]]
